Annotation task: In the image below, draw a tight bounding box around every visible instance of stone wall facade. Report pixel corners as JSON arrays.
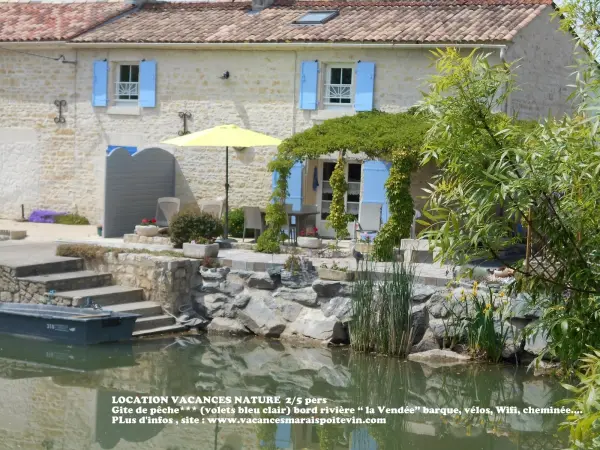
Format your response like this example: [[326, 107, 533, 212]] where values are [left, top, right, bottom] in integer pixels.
[[0, 11, 576, 223]]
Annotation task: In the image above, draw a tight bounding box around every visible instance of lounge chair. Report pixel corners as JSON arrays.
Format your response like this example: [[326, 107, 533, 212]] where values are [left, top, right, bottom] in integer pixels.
[[242, 206, 263, 242], [200, 200, 224, 219], [155, 197, 181, 228]]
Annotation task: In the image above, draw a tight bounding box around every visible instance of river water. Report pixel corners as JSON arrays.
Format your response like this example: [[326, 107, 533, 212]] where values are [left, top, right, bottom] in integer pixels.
[[0, 334, 567, 450]]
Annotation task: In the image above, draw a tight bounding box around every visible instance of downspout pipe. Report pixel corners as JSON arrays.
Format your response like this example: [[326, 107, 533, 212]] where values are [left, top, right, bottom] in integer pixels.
[[499, 46, 511, 115]]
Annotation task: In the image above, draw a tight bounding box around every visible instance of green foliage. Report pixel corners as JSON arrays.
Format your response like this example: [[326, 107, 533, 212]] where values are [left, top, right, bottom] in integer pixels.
[[262, 111, 429, 252], [350, 258, 415, 357], [256, 159, 293, 253], [441, 284, 512, 362], [317, 424, 345, 450], [169, 211, 223, 248], [560, 349, 600, 449], [327, 156, 351, 241], [373, 150, 419, 261], [417, 48, 600, 367], [256, 228, 281, 253], [54, 214, 90, 225], [530, 294, 600, 369], [228, 208, 245, 237], [278, 110, 429, 161]]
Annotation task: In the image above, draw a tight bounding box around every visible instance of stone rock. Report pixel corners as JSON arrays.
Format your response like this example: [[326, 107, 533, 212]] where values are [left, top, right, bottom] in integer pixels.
[[278, 301, 304, 322], [247, 272, 275, 290], [532, 360, 561, 377], [207, 317, 251, 335], [312, 280, 343, 298], [287, 308, 346, 341], [200, 266, 230, 281], [236, 296, 286, 337], [410, 329, 439, 353], [274, 287, 318, 307], [509, 293, 542, 319], [232, 292, 251, 309], [194, 293, 231, 318], [281, 270, 316, 289], [408, 349, 471, 366], [427, 291, 453, 319], [321, 297, 352, 321], [410, 302, 429, 345], [524, 332, 548, 357], [411, 284, 439, 303]]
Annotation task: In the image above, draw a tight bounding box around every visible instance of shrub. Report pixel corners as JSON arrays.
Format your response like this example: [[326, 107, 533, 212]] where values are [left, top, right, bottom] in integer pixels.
[[54, 214, 90, 225], [169, 211, 223, 248], [560, 349, 600, 449], [56, 244, 182, 259], [28, 209, 66, 223], [256, 228, 281, 253], [228, 208, 245, 238]]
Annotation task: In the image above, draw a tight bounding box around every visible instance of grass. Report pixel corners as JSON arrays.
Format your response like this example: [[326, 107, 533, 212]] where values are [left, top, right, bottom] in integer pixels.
[[350, 257, 415, 358], [56, 243, 184, 259]]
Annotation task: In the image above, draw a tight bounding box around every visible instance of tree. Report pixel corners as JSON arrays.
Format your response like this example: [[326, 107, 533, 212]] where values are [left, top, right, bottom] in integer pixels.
[[418, 46, 600, 366]]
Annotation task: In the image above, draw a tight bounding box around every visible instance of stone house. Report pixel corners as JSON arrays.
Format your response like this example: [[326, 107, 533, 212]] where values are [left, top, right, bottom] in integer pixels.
[[0, 0, 577, 237]]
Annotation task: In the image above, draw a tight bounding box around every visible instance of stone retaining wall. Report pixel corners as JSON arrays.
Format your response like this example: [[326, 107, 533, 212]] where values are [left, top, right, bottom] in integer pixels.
[[123, 234, 173, 246], [82, 252, 201, 313]]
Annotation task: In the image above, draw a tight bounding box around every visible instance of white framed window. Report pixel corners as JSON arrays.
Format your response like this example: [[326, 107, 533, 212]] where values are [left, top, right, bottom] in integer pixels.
[[115, 64, 139, 103], [324, 64, 353, 106]]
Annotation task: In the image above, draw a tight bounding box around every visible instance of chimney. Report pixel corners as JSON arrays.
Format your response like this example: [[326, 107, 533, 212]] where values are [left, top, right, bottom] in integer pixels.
[[251, 0, 274, 11]]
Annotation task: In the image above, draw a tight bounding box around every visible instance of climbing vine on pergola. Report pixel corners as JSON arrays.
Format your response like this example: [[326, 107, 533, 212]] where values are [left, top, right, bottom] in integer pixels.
[[256, 110, 430, 259]]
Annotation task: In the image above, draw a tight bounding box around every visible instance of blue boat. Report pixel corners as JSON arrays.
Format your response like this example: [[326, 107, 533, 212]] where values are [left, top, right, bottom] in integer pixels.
[[0, 303, 139, 345]]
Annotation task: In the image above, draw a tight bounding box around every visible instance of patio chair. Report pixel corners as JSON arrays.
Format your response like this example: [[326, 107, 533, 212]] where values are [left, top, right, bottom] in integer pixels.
[[242, 207, 263, 242], [155, 197, 181, 227], [284, 204, 297, 244], [200, 200, 223, 219]]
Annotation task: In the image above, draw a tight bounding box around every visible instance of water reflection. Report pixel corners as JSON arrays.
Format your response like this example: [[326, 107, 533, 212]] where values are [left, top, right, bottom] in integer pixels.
[[0, 334, 566, 450]]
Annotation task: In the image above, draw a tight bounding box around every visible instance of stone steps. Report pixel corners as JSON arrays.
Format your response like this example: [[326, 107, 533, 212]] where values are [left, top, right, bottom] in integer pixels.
[[132, 323, 188, 337], [18, 270, 113, 293], [12, 258, 83, 278], [49, 285, 144, 307], [103, 300, 163, 317], [133, 315, 178, 332]]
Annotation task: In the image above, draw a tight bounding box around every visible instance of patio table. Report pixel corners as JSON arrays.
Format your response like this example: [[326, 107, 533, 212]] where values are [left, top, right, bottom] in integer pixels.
[[259, 207, 319, 245]]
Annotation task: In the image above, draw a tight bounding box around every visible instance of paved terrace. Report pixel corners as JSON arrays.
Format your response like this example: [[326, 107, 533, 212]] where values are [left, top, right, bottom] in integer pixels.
[[0, 220, 453, 286]]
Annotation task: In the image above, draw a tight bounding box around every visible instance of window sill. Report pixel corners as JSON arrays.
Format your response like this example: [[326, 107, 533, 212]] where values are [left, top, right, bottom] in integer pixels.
[[310, 108, 355, 123], [107, 105, 141, 116]]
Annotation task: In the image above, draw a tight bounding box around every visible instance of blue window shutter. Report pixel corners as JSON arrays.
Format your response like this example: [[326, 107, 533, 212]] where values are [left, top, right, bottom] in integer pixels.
[[355, 61, 375, 111], [351, 428, 377, 450], [286, 162, 303, 212], [139, 60, 157, 107], [362, 160, 390, 223], [107, 146, 137, 156], [92, 60, 108, 107], [299, 61, 319, 110]]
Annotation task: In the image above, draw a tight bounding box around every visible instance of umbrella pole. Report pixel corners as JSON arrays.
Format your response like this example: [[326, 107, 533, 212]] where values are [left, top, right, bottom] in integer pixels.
[[224, 145, 229, 239]]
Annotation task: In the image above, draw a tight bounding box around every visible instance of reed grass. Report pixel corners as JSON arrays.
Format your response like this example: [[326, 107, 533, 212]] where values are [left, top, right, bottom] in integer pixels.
[[350, 257, 415, 358]]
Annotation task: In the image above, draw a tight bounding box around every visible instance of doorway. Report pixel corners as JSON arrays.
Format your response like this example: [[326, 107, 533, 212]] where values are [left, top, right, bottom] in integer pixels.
[[317, 160, 362, 238]]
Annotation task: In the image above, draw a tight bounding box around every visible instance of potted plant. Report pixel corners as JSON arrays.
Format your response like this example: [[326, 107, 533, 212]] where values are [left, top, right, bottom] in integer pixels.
[[297, 226, 322, 249], [317, 261, 354, 282], [355, 234, 374, 254], [135, 218, 159, 237], [183, 236, 220, 258]]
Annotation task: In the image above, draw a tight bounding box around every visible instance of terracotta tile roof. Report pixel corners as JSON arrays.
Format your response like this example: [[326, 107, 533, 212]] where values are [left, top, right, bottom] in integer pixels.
[[0, 3, 134, 42], [72, 0, 551, 44]]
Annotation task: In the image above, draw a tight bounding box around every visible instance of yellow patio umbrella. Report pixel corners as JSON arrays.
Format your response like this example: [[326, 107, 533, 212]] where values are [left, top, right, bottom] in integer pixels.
[[162, 124, 282, 243]]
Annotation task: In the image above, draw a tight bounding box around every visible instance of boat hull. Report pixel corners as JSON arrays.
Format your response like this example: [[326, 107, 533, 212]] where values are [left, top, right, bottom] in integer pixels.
[[0, 303, 139, 345]]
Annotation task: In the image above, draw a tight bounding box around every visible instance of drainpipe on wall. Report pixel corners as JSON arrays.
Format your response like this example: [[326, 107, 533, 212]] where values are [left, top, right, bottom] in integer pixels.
[[499, 46, 511, 116]]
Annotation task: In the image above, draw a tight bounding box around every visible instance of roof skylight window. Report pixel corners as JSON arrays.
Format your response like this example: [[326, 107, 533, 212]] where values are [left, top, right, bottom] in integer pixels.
[[293, 10, 339, 25]]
